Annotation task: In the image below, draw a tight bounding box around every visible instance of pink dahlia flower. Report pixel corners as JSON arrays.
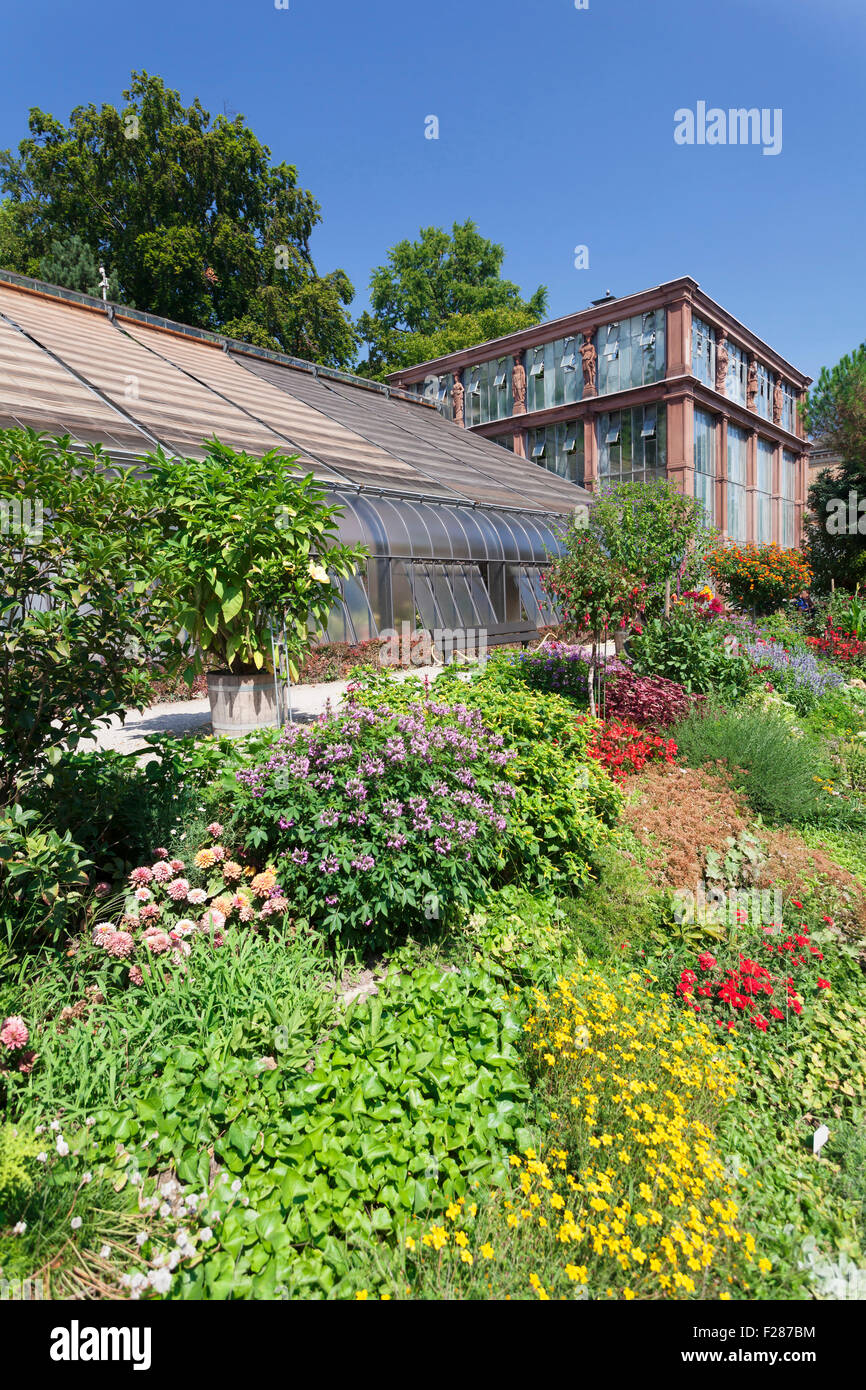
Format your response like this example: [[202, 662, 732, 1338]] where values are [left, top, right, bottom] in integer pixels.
[[152, 862, 173, 883], [153, 847, 169, 859], [128, 965, 144, 986], [129, 866, 153, 886], [169, 859, 185, 873], [167, 878, 190, 902], [207, 822, 224, 838], [187, 888, 208, 906]]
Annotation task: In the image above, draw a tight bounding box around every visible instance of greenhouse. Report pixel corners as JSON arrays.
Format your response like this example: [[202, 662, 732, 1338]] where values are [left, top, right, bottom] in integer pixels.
[[0, 271, 587, 641]]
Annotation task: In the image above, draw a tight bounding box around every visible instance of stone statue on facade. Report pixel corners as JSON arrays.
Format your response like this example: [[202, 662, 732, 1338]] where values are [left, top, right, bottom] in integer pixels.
[[747, 359, 759, 411], [773, 378, 784, 425], [451, 377, 465, 428], [511, 356, 527, 415], [579, 334, 598, 393], [714, 338, 729, 394]]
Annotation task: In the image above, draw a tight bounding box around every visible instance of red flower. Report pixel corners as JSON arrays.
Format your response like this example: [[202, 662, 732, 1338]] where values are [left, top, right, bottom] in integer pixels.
[[817, 979, 831, 991]]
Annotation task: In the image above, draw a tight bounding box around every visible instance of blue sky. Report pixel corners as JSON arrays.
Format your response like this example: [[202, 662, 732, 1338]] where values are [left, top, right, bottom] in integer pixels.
[[1, 0, 864, 381]]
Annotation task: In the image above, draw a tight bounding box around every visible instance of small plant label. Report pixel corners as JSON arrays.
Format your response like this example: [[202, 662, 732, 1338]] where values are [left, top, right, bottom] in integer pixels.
[[813, 1124, 830, 1154]]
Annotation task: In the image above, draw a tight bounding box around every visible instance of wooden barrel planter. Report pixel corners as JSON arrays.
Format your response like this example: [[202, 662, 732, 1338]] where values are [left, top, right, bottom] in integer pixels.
[[207, 671, 280, 737]]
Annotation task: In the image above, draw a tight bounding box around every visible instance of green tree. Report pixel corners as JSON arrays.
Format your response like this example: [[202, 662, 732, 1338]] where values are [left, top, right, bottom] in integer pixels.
[[0, 429, 173, 806], [0, 71, 356, 367], [803, 345, 866, 591], [589, 480, 717, 617], [38, 234, 121, 300], [357, 220, 547, 376]]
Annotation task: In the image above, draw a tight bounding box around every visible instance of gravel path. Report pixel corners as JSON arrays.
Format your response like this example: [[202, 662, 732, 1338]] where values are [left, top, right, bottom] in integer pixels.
[[85, 665, 447, 760]]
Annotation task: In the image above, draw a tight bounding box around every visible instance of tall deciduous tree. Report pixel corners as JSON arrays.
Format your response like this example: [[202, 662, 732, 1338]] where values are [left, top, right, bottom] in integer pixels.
[[803, 345, 866, 591], [357, 220, 547, 376], [0, 72, 356, 366]]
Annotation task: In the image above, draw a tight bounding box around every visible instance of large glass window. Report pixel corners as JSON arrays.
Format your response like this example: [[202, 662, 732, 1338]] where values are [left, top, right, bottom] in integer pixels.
[[464, 356, 514, 427], [726, 424, 748, 542], [694, 408, 717, 524], [781, 383, 797, 434], [755, 363, 774, 422], [527, 420, 585, 485], [596, 310, 666, 395], [526, 335, 585, 413], [596, 404, 666, 488], [415, 372, 455, 420], [692, 315, 716, 387], [755, 438, 774, 543], [725, 343, 747, 406], [780, 450, 798, 548]]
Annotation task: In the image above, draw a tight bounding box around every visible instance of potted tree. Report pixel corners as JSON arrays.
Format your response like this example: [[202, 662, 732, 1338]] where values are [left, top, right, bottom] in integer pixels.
[[152, 440, 365, 735]]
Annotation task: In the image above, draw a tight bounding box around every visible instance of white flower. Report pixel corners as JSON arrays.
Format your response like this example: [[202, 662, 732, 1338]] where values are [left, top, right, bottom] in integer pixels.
[[12, 1221, 26, 1236], [149, 1268, 172, 1295], [135, 1231, 148, 1246], [160, 1202, 172, 1218], [70, 1216, 82, 1230], [199, 1227, 213, 1243], [36, 1152, 47, 1163], [230, 1179, 242, 1194], [55, 1137, 69, 1157], [130, 1271, 147, 1290], [100, 1245, 111, 1259], [50, 1119, 61, 1132], [82, 1171, 92, 1184], [85, 1117, 95, 1127], [34, 1124, 44, 1135]]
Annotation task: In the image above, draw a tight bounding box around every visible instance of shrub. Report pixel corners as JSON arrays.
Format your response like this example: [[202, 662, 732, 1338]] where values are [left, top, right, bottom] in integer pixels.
[[669, 704, 827, 822], [505, 643, 631, 705], [604, 671, 699, 729], [0, 805, 91, 949], [706, 543, 812, 615], [150, 441, 364, 679], [588, 479, 717, 617], [629, 608, 754, 698], [24, 748, 202, 884], [0, 429, 171, 803], [228, 700, 518, 947]]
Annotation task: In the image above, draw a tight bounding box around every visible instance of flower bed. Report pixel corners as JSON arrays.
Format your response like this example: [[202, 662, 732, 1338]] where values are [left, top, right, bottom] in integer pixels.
[[578, 715, 678, 784]]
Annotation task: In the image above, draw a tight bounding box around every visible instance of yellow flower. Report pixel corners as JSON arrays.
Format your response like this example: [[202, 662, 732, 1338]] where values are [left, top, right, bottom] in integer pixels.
[[455, 1231, 469, 1248], [405, 1237, 416, 1252], [480, 1243, 494, 1260], [758, 1258, 772, 1274], [355, 1290, 368, 1300]]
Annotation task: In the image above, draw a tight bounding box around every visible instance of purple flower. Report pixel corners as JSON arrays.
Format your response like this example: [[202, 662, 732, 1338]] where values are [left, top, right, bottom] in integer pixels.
[[319, 808, 340, 828], [318, 855, 340, 875], [291, 848, 309, 866]]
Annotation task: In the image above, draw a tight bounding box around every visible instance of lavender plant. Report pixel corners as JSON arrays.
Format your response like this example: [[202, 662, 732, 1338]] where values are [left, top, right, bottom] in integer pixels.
[[745, 639, 846, 713]]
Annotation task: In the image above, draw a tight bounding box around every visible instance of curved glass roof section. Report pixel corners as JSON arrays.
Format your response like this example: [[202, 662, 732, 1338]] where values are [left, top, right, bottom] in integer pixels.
[[0, 272, 582, 586]]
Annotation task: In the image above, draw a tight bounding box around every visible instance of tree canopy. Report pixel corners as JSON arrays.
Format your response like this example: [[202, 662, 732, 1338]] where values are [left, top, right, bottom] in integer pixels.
[[0, 71, 356, 366], [356, 220, 547, 376], [803, 344, 866, 591]]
